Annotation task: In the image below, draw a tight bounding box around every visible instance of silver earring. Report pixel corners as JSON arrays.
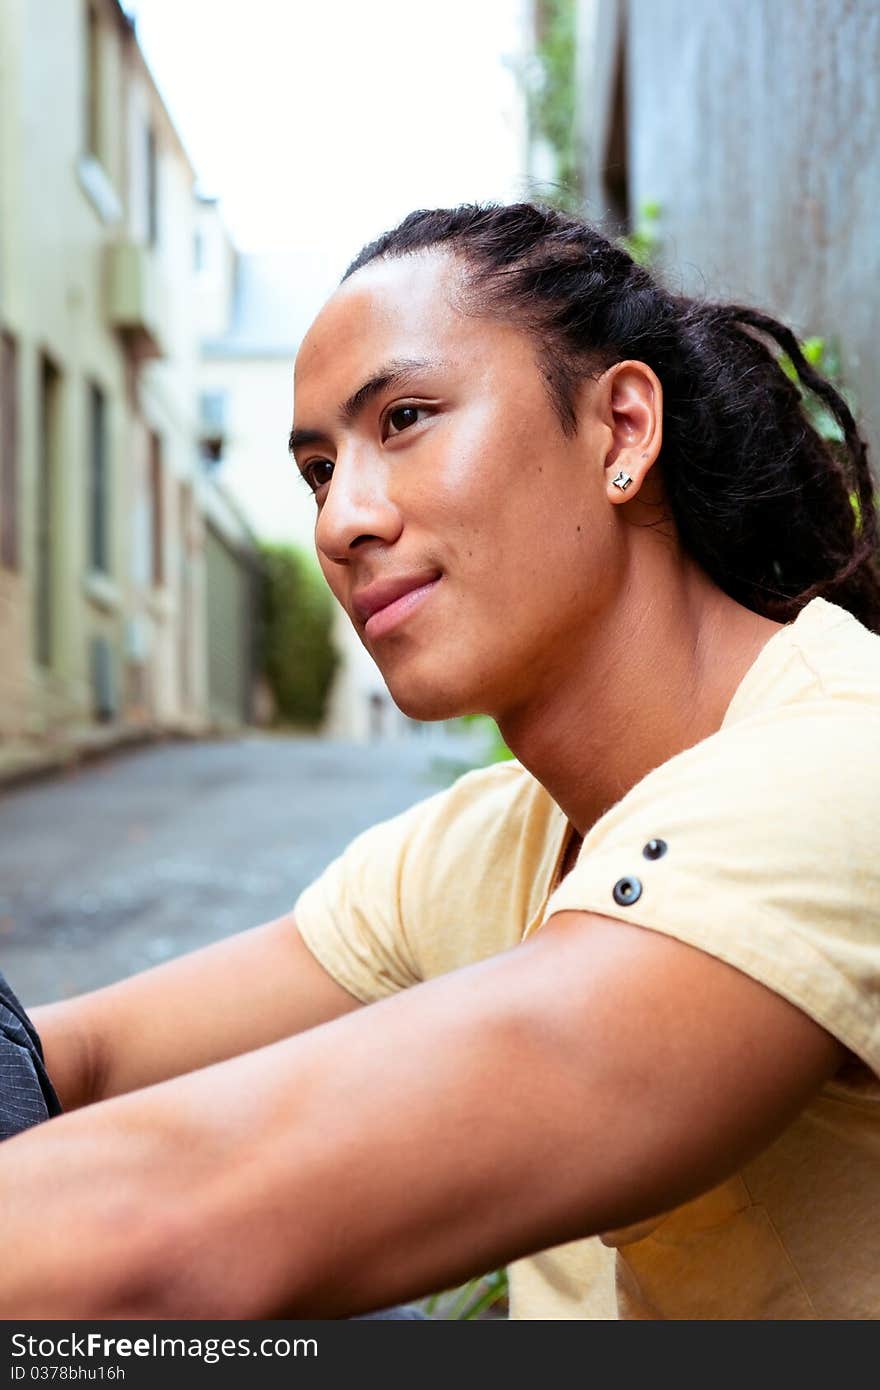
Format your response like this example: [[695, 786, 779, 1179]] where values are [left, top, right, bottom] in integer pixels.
[[611, 471, 633, 492]]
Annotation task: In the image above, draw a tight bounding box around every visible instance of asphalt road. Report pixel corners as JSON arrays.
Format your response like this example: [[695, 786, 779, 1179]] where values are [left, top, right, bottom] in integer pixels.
[[0, 730, 483, 1008]]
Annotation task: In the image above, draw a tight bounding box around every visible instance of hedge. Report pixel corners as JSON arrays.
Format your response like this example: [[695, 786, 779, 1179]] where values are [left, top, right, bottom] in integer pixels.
[[260, 543, 339, 728]]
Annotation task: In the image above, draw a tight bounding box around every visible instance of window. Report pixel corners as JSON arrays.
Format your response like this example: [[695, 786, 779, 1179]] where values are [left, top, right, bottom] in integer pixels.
[[178, 482, 194, 708], [78, 1, 124, 225], [88, 383, 109, 574], [85, 3, 102, 161], [146, 125, 159, 247], [149, 431, 164, 586], [35, 357, 61, 666], [199, 390, 227, 466], [0, 332, 19, 571]]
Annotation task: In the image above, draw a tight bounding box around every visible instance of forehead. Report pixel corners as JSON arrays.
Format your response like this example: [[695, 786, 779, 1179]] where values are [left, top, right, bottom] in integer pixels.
[[293, 252, 501, 409]]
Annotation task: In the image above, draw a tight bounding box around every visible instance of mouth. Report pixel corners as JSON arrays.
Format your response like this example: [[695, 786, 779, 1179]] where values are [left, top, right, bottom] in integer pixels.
[[352, 571, 442, 641]]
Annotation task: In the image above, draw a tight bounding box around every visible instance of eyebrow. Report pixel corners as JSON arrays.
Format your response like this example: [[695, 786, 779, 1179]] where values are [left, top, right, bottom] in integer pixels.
[[288, 357, 445, 455]]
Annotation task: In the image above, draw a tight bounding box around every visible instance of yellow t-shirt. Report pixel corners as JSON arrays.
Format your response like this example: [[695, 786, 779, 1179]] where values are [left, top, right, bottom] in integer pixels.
[[294, 598, 880, 1319]]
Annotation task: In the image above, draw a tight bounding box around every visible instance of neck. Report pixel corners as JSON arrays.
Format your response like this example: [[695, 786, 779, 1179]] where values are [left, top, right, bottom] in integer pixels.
[[497, 560, 782, 837]]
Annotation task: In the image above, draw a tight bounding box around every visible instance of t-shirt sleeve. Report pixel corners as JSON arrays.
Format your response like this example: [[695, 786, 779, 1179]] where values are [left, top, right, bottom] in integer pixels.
[[293, 759, 560, 1005], [542, 703, 880, 1077], [293, 798, 432, 1003]]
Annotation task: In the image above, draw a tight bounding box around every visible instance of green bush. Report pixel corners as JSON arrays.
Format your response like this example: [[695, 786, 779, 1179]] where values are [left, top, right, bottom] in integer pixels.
[[618, 200, 662, 266], [260, 543, 339, 728]]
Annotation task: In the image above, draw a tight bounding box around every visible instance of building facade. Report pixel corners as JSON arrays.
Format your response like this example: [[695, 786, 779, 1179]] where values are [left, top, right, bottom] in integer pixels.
[[0, 0, 259, 768]]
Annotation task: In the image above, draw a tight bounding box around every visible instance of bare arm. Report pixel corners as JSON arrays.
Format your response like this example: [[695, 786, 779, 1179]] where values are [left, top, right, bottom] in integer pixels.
[[30, 912, 362, 1109], [1, 909, 843, 1318]]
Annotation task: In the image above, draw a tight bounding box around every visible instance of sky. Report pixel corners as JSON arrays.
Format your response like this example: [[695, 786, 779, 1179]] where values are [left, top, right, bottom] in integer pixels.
[[118, 1, 533, 548], [122, 0, 530, 285]]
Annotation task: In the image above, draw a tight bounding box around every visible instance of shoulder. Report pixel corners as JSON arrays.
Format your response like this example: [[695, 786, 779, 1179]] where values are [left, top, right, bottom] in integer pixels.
[[793, 598, 880, 690], [725, 597, 880, 722], [545, 612, 880, 1073], [624, 596, 880, 854], [574, 668, 879, 899]]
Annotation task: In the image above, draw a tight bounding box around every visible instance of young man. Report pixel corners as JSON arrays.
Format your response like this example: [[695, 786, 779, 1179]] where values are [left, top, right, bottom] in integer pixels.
[[2, 205, 878, 1319]]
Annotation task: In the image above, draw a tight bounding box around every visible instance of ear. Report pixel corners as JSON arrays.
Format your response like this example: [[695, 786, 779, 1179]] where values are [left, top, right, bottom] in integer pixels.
[[599, 361, 663, 504]]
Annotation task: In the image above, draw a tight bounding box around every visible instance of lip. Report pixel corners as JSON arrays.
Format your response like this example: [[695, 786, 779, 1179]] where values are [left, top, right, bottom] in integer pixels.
[[352, 571, 441, 639]]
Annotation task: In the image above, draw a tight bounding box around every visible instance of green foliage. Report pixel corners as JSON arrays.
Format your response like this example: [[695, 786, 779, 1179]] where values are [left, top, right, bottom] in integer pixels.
[[766, 332, 878, 539], [521, 0, 583, 212], [260, 543, 339, 728], [618, 200, 662, 266], [422, 1268, 509, 1320], [778, 335, 849, 444]]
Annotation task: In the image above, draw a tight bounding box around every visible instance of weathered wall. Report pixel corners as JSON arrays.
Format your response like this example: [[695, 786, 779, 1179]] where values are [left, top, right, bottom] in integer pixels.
[[584, 0, 880, 474]]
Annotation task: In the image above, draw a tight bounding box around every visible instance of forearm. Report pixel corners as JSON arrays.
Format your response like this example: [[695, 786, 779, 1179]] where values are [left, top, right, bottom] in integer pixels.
[[1, 1095, 178, 1316], [1, 973, 532, 1318], [0, 914, 841, 1318], [1, 1044, 314, 1317], [30, 914, 361, 1111]]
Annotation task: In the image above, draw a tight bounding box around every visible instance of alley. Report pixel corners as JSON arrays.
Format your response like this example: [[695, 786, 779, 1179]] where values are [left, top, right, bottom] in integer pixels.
[[0, 732, 481, 1008]]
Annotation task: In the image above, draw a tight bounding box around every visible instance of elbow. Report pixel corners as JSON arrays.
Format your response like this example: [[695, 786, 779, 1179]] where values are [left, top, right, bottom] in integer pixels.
[[86, 1211, 180, 1318], [67, 1195, 244, 1319], [1, 1195, 184, 1320]]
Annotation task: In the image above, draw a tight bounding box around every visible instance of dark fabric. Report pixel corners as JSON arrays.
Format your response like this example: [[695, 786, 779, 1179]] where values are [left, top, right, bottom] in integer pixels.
[[0, 968, 62, 1141]]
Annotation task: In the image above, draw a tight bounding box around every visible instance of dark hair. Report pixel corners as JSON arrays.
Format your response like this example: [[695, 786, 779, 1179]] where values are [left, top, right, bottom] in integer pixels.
[[344, 203, 880, 632]]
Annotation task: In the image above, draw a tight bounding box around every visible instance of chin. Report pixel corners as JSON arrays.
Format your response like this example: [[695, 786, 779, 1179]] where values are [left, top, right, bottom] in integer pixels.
[[382, 667, 484, 724], [386, 686, 467, 724]]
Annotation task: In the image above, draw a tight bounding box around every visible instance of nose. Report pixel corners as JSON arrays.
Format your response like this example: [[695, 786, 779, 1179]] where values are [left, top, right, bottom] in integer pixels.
[[314, 451, 403, 565]]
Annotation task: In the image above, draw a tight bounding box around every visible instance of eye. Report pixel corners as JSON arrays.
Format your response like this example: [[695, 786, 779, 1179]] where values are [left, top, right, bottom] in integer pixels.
[[383, 404, 430, 439], [299, 459, 334, 495]]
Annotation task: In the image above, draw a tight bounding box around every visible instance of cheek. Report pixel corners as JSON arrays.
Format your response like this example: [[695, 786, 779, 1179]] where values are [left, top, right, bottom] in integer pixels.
[[429, 433, 544, 544]]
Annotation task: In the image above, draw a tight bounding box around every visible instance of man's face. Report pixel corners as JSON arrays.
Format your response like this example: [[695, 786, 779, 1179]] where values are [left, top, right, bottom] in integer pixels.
[[291, 251, 618, 722]]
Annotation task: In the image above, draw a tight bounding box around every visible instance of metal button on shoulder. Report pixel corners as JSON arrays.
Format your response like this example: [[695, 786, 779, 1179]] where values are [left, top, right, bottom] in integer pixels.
[[612, 876, 643, 906], [642, 838, 667, 860]]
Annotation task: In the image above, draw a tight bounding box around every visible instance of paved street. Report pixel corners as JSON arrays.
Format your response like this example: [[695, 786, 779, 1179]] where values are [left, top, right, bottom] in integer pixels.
[[0, 730, 484, 1008]]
